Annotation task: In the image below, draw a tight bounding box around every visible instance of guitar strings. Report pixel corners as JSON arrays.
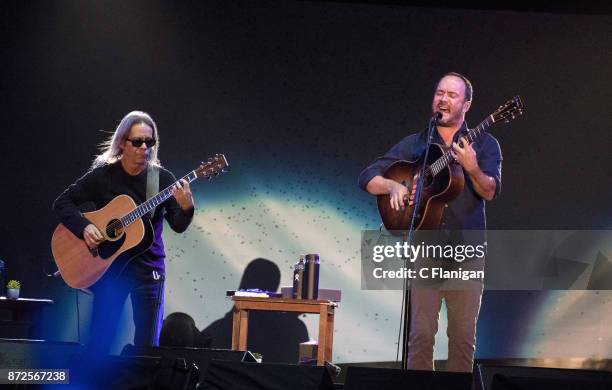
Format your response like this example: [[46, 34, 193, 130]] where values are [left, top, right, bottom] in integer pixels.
[[427, 121, 486, 177], [103, 172, 197, 236]]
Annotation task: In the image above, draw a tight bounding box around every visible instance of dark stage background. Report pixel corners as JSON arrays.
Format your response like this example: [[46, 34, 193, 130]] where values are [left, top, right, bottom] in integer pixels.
[[1, 0, 611, 362]]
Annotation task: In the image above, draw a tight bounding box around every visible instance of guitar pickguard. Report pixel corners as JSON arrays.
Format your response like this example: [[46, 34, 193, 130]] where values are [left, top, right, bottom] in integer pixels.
[[98, 218, 155, 283], [96, 234, 127, 260]]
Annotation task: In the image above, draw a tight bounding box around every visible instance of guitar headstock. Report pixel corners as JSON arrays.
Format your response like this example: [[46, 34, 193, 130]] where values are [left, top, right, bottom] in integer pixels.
[[195, 154, 229, 179], [491, 95, 524, 124]]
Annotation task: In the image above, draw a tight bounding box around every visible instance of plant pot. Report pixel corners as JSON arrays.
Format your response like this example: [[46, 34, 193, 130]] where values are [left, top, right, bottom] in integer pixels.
[[6, 288, 19, 299]]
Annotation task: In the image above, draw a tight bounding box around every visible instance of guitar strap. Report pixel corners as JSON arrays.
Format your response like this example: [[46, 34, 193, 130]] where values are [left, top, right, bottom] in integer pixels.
[[146, 164, 159, 218]]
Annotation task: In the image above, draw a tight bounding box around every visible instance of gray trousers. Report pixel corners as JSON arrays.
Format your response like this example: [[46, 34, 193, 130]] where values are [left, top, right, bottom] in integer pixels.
[[406, 284, 483, 372]]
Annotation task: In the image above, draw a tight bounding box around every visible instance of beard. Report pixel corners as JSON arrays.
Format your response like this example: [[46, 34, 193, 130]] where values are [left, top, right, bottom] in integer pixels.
[[437, 109, 463, 127]]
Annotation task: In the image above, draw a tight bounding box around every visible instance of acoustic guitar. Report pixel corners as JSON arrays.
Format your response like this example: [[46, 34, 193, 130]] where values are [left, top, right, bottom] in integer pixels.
[[51, 154, 228, 289], [377, 96, 523, 233]]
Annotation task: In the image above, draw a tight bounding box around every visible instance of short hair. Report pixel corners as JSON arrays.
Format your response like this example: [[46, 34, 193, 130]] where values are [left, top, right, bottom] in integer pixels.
[[441, 72, 473, 102]]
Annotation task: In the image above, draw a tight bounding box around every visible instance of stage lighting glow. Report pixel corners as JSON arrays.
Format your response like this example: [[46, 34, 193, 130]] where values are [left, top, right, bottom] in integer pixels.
[[157, 194, 446, 363]]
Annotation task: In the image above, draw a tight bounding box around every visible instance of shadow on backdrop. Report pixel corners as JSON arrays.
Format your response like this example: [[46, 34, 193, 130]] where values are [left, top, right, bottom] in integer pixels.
[[200, 258, 309, 363]]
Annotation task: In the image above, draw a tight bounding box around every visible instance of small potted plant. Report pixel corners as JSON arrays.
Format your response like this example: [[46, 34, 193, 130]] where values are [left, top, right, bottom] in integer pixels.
[[6, 280, 20, 299]]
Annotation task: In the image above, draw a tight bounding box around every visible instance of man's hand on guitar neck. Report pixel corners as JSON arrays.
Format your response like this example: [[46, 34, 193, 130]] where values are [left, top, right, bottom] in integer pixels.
[[83, 224, 104, 249], [171, 179, 195, 212], [451, 137, 478, 174], [451, 137, 497, 201]]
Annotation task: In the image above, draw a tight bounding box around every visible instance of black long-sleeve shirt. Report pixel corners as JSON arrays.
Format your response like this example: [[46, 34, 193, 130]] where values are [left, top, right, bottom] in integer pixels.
[[358, 122, 502, 230], [53, 161, 194, 274]]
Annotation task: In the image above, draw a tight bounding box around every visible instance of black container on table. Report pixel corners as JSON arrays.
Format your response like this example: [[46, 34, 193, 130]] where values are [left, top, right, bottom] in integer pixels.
[[302, 254, 320, 300]]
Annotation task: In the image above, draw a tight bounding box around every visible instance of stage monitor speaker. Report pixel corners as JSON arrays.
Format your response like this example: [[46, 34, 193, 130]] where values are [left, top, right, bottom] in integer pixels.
[[199, 360, 335, 390], [70, 355, 199, 390], [343, 366, 472, 390], [122, 345, 256, 387], [475, 364, 612, 390], [0, 338, 83, 369]]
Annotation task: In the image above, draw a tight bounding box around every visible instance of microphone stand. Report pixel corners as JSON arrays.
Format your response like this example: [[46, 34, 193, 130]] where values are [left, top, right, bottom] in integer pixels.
[[400, 113, 440, 369]]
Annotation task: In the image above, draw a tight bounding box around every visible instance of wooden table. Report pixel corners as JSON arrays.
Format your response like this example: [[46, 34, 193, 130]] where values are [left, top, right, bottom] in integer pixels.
[[231, 296, 337, 365]]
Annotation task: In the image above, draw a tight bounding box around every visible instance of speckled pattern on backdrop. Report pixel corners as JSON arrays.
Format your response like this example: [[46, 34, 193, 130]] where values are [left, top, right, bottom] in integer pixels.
[[1, 1, 611, 363]]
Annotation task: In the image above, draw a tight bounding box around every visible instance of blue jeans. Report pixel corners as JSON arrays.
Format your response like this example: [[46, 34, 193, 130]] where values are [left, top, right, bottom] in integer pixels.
[[87, 261, 165, 356]]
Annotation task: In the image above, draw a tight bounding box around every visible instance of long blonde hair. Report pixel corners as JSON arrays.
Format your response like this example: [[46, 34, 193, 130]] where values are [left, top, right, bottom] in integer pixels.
[[92, 111, 161, 168]]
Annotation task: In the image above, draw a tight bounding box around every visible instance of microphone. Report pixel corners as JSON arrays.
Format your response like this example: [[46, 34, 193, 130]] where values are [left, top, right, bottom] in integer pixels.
[[432, 111, 443, 122]]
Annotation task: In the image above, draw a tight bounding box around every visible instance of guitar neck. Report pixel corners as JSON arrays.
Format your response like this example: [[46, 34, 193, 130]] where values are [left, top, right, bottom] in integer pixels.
[[429, 115, 494, 177], [120, 170, 198, 227]]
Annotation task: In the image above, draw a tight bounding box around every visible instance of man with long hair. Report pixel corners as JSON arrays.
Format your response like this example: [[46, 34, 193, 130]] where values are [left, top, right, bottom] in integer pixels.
[[53, 111, 195, 355]]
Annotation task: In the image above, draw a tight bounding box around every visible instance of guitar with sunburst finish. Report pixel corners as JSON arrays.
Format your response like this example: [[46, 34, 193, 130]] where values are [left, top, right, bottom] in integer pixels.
[[377, 96, 523, 233]]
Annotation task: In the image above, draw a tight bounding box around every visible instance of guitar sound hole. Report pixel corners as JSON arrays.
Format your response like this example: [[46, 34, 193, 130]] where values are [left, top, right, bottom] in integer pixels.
[[106, 219, 124, 240]]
